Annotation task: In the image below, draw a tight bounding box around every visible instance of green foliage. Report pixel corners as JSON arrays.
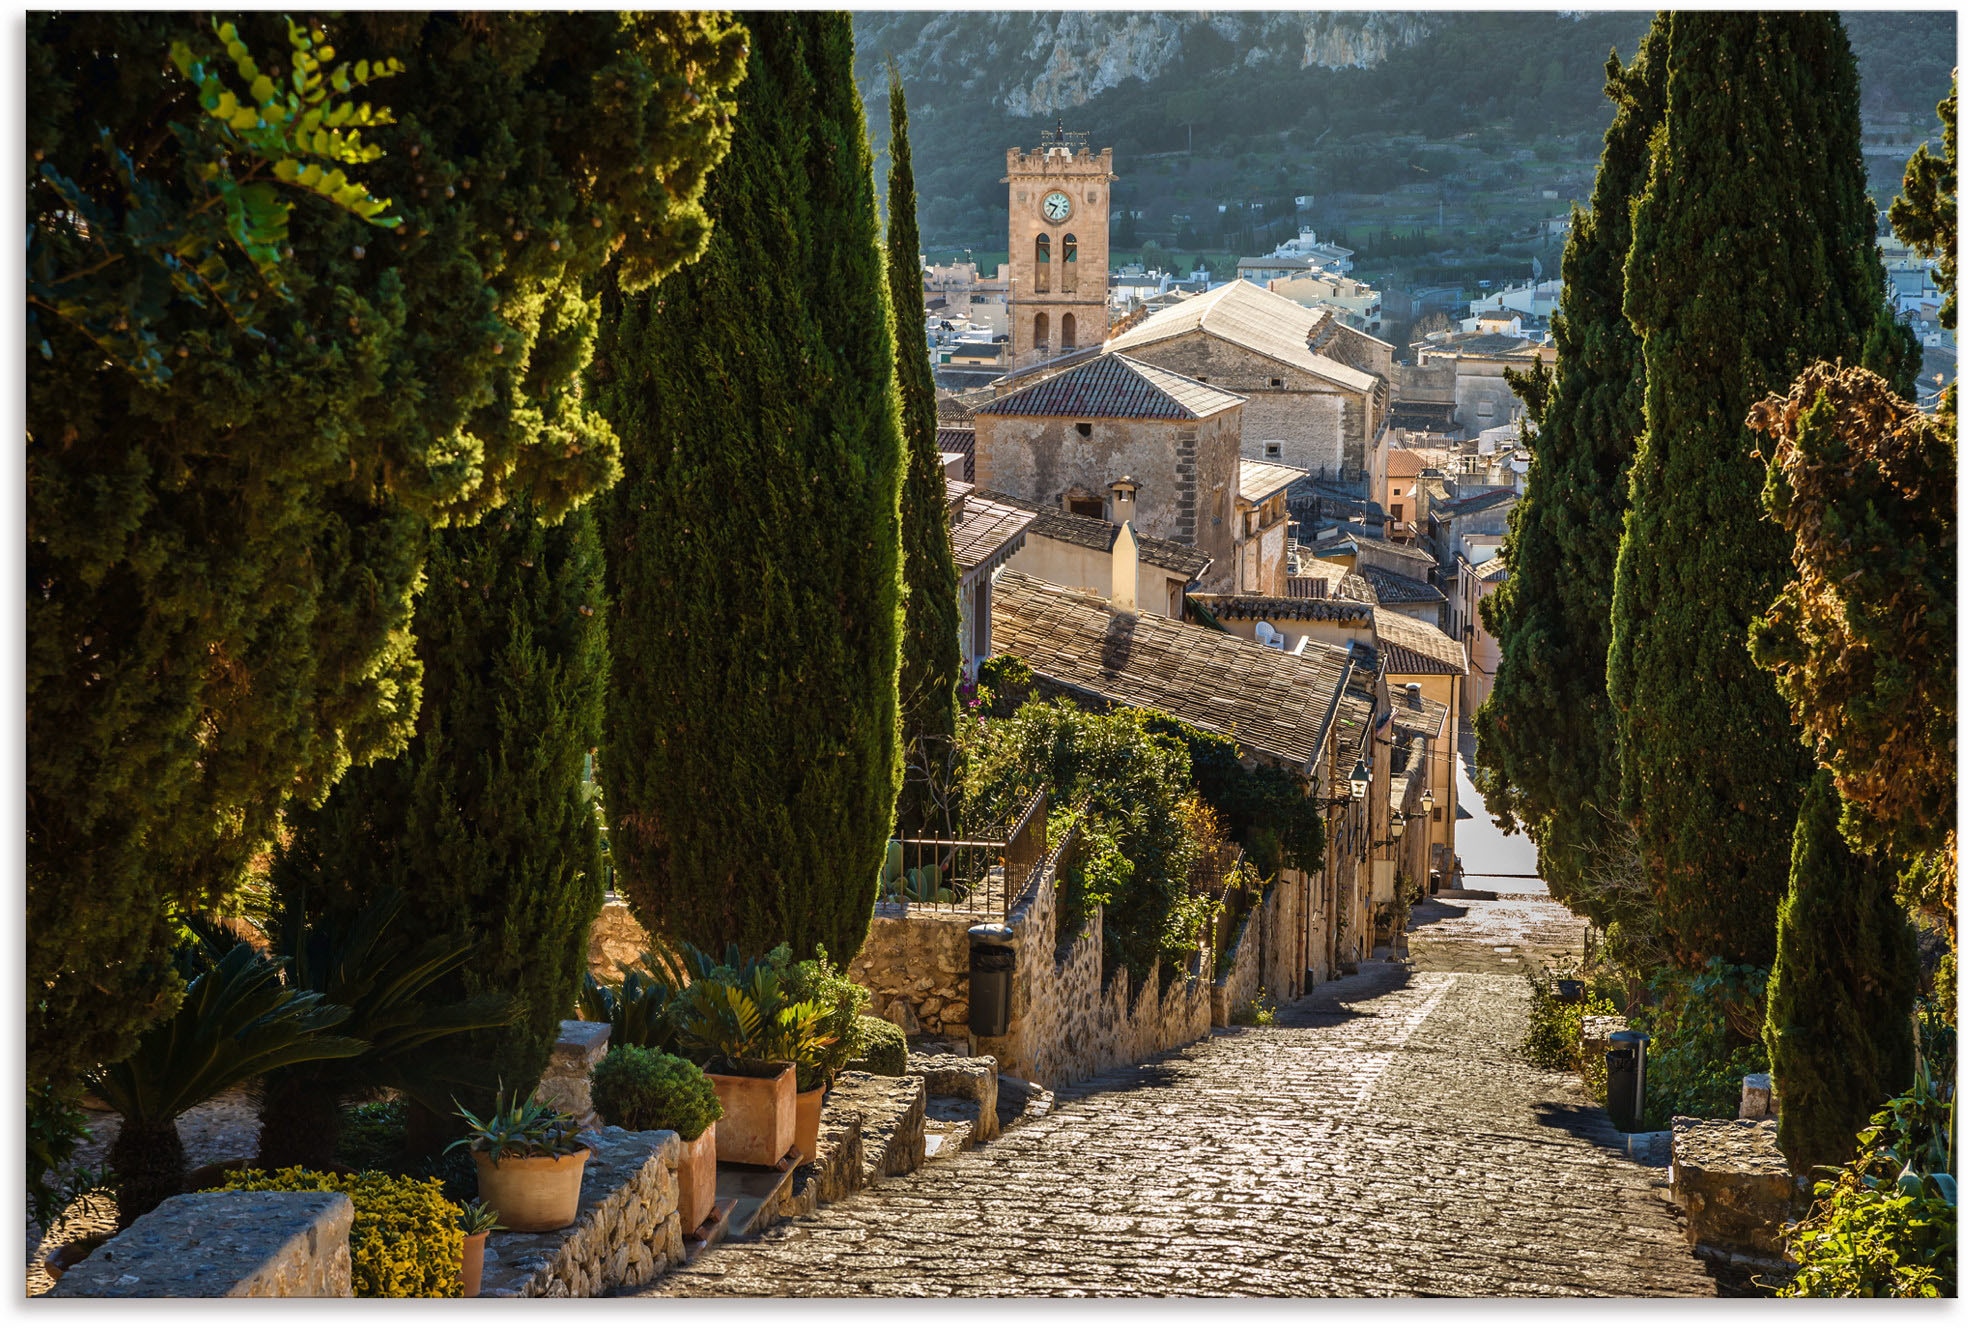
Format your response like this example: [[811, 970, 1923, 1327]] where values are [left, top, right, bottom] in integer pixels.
[[336, 1099, 408, 1174], [846, 1015, 909, 1076], [591, 1046, 724, 1141], [28, 18, 401, 386], [272, 503, 612, 1120], [1748, 369, 1956, 930], [579, 964, 683, 1055], [1139, 711, 1324, 877], [1765, 772, 1920, 1175], [887, 64, 963, 836], [595, 13, 904, 966], [1605, 13, 1899, 968], [1520, 964, 1621, 1080], [1780, 1047, 1957, 1298], [670, 944, 842, 1087], [1230, 989, 1278, 1027], [254, 891, 515, 1170], [1889, 75, 1957, 332], [974, 655, 1036, 719], [447, 1085, 582, 1163], [26, 11, 748, 1099], [1632, 959, 1772, 1129], [211, 1167, 464, 1298], [1473, 27, 1663, 923], [963, 701, 1202, 983], [783, 947, 873, 1090], [457, 1198, 500, 1237], [90, 941, 365, 1224], [28, 1083, 100, 1234]]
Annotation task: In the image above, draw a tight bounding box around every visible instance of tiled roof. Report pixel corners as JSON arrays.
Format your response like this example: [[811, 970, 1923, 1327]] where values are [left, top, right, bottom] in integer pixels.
[[1387, 447, 1432, 478], [1105, 280, 1379, 396], [1436, 487, 1518, 518], [1288, 556, 1375, 602], [945, 479, 975, 506], [976, 353, 1244, 421], [973, 490, 1214, 580], [949, 494, 1034, 575], [1238, 458, 1309, 504], [1360, 564, 1446, 606], [1374, 608, 1467, 676], [1474, 556, 1508, 584], [1188, 593, 1373, 624], [991, 570, 1361, 770], [1424, 331, 1544, 357], [1390, 685, 1450, 741]]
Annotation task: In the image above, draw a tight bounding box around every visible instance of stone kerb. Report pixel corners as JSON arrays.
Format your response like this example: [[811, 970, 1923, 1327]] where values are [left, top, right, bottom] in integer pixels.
[[479, 1126, 684, 1298], [1669, 1116, 1802, 1262], [51, 1191, 354, 1298], [536, 1019, 611, 1129]]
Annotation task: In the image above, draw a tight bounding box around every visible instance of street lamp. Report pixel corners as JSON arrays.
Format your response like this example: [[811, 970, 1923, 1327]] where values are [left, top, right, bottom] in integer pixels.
[[1420, 787, 1435, 815], [1322, 758, 1372, 811]]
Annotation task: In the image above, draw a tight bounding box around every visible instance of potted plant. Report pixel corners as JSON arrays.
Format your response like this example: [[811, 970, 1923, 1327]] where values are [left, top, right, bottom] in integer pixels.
[[782, 948, 868, 1165], [457, 1199, 498, 1298], [590, 1044, 724, 1231], [673, 952, 809, 1167], [445, 1087, 589, 1232]]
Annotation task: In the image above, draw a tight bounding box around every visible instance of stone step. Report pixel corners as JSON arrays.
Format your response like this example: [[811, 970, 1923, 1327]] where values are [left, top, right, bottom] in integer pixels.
[[679, 1197, 739, 1265], [715, 1153, 801, 1241], [922, 1119, 975, 1161]]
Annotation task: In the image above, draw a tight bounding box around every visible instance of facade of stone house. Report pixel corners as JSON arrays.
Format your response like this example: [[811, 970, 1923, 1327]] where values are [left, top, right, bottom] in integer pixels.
[[1409, 330, 1557, 433], [1105, 280, 1391, 491], [979, 488, 1213, 620], [1235, 459, 1307, 596], [973, 353, 1244, 591], [1452, 551, 1507, 717], [946, 482, 1036, 671]]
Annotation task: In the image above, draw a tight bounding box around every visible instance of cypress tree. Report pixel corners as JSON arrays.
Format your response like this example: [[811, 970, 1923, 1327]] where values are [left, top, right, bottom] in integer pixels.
[[594, 13, 905, 963], [1604, 13, 1902, 967], [25, 12, 746, 1094], [1764, 771, 1919, 1175], [1473, 27, 1665, 926], [886, 64, 963, 834], [271, 502, 610, 1115]]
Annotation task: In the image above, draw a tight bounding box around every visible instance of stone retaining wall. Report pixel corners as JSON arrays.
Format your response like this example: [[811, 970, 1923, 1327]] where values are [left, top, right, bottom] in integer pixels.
[[1210, 875, 1314, 1026], [480, 1127, 683, 1298], [973, 844, 1212, 1087], [1212, 905, 1263, 1026], [848, 907, 979, 1041], [536, 1020, 610, 1129], [51, 1191, 353, 1298]]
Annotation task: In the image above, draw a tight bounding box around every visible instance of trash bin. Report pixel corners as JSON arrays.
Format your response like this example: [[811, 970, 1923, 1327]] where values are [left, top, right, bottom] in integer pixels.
[[1606, 1030, 1649, 1131], [966, 922, 1015, 1038]]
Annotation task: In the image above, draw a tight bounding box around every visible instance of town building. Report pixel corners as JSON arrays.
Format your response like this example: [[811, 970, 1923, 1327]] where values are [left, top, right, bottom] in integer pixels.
[[1235, 459, 1308, 595], [978, 489, 1212, 619], [1452, 550, 1507, 716], [946, 481, 1035, 671], [1405, 327, 1556, 433], [1005, 125, 1114, 370]]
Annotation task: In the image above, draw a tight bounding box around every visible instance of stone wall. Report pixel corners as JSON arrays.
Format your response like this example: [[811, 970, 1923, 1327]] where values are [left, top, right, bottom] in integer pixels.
[[480, 1126, 684, 1297], [970, 844, 1212, 1087], [51, 1191, 354, 1298], [587, 896, 654, 984], [848, 907, 979, 1041], [1211, 905, 1262, 1026], [1210, 872, 1312, 1026], [536, 1020, 610, 1129]]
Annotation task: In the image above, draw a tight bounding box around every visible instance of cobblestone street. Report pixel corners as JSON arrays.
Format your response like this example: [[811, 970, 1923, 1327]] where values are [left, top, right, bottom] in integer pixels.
[[643, 887, 1716, 1298]]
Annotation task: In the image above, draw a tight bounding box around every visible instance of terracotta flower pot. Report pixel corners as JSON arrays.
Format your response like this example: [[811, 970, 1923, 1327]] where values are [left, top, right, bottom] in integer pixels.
[[460, 1230, 487, 1297], [677, 1123, 717, 1233], [470, 1148, 590, 1233], [794, 1085, 825, 1166], [706, 1062, 795, 1166]]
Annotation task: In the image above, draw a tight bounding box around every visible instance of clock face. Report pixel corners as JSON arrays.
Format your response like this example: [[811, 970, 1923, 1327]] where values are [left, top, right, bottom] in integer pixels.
[[1041, 191, 1073, 223]]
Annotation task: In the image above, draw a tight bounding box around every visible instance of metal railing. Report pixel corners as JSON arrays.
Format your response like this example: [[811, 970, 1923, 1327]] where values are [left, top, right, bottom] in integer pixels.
[[880, 789, 1048, 919]]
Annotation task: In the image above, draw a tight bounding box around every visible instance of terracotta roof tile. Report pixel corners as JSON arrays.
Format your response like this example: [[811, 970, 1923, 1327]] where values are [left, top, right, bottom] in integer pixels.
[[1107, 281, 1379, 395], [991, 570, 1358, 769], [1360, 565, 1446, 605], [1374, 608, 1467, 676], [949, 495, 1034, 574], [1189, 593, 1374, 624]]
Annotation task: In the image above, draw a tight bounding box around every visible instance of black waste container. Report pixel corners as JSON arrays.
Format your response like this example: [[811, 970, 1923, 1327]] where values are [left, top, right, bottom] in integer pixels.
[[966, 922, 1015, 1038], [1606, 1029, 1649, 1131]]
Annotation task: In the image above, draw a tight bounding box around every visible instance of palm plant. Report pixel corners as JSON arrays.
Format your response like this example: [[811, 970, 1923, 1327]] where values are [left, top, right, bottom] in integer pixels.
[[254, 890, 515, 1170], [577, 954, 683, 1053], [671, 951, 839, 1086], [89, 941, 364, 1225]]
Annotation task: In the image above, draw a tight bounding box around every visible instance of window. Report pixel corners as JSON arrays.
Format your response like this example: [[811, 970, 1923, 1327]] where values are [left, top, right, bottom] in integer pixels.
[[1476, 397, 1496, 418], [1034, 233, 1051, 292], [1062, 234, 1078, 293], [1068, 496, 1104, 519], [1075, 421, 1093, 438], [1033, 311, 1049, 351], [1263, 440, 1282, 460], [1061, 312, 1077, 350], [1269, 377, 1284, 388]]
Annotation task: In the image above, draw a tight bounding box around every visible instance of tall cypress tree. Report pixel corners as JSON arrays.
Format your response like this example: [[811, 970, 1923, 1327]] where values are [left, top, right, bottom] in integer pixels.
[[886, 64, 963, 835], [594, 13, 905, 963], [1474, 26, 1665, 926], [270, 502, 611, 1115], [1764, 771, 1919, 1175], [1605, 13, 1902, 967], [26, 12, 746, 1094]]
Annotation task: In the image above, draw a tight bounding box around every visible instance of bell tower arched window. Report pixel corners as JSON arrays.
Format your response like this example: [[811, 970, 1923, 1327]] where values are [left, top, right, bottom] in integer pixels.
[[1034, 311, 1050, 352], [1034, 233, 1051, 293], [1062, 234, 1078, 293], [1061, 312, 1077, 351]]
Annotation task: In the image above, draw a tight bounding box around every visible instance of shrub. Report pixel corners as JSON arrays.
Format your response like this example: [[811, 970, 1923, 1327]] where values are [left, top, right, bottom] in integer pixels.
[[782, 947, 871, 1090], [1230, 989, 1277, 1026], [1632, 959, 1772, 1129], [336, 1100, 408, 1174], [210, 1167, 463, 1297], [846, 1016, 908, 1076], [590, 1047, 723, 1141], [1520, 965, 1620, 1081]]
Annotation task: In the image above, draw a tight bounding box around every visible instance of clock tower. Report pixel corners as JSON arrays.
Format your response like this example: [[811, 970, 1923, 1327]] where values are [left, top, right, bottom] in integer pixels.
[[1004, 124, 1114, 370]]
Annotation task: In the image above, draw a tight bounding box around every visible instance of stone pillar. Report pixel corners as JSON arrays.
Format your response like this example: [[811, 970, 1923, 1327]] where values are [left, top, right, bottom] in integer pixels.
[[1669, 1117, 1801, 1260], [537, 1020, 611, 1128], [51, 1192, 354, 1297], [1738, 1072, 1779, 1121]]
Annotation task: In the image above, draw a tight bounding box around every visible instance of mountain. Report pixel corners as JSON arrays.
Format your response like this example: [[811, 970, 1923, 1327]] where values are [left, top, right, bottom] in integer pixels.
[[854, 10, 1957, 255]]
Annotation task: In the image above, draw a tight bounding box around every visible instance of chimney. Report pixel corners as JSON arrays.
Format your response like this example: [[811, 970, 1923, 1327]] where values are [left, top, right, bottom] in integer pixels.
[[1109, 476, 1139, 527], [1405, 682, 1423, 706], [1111, 520, 1140, 612]]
